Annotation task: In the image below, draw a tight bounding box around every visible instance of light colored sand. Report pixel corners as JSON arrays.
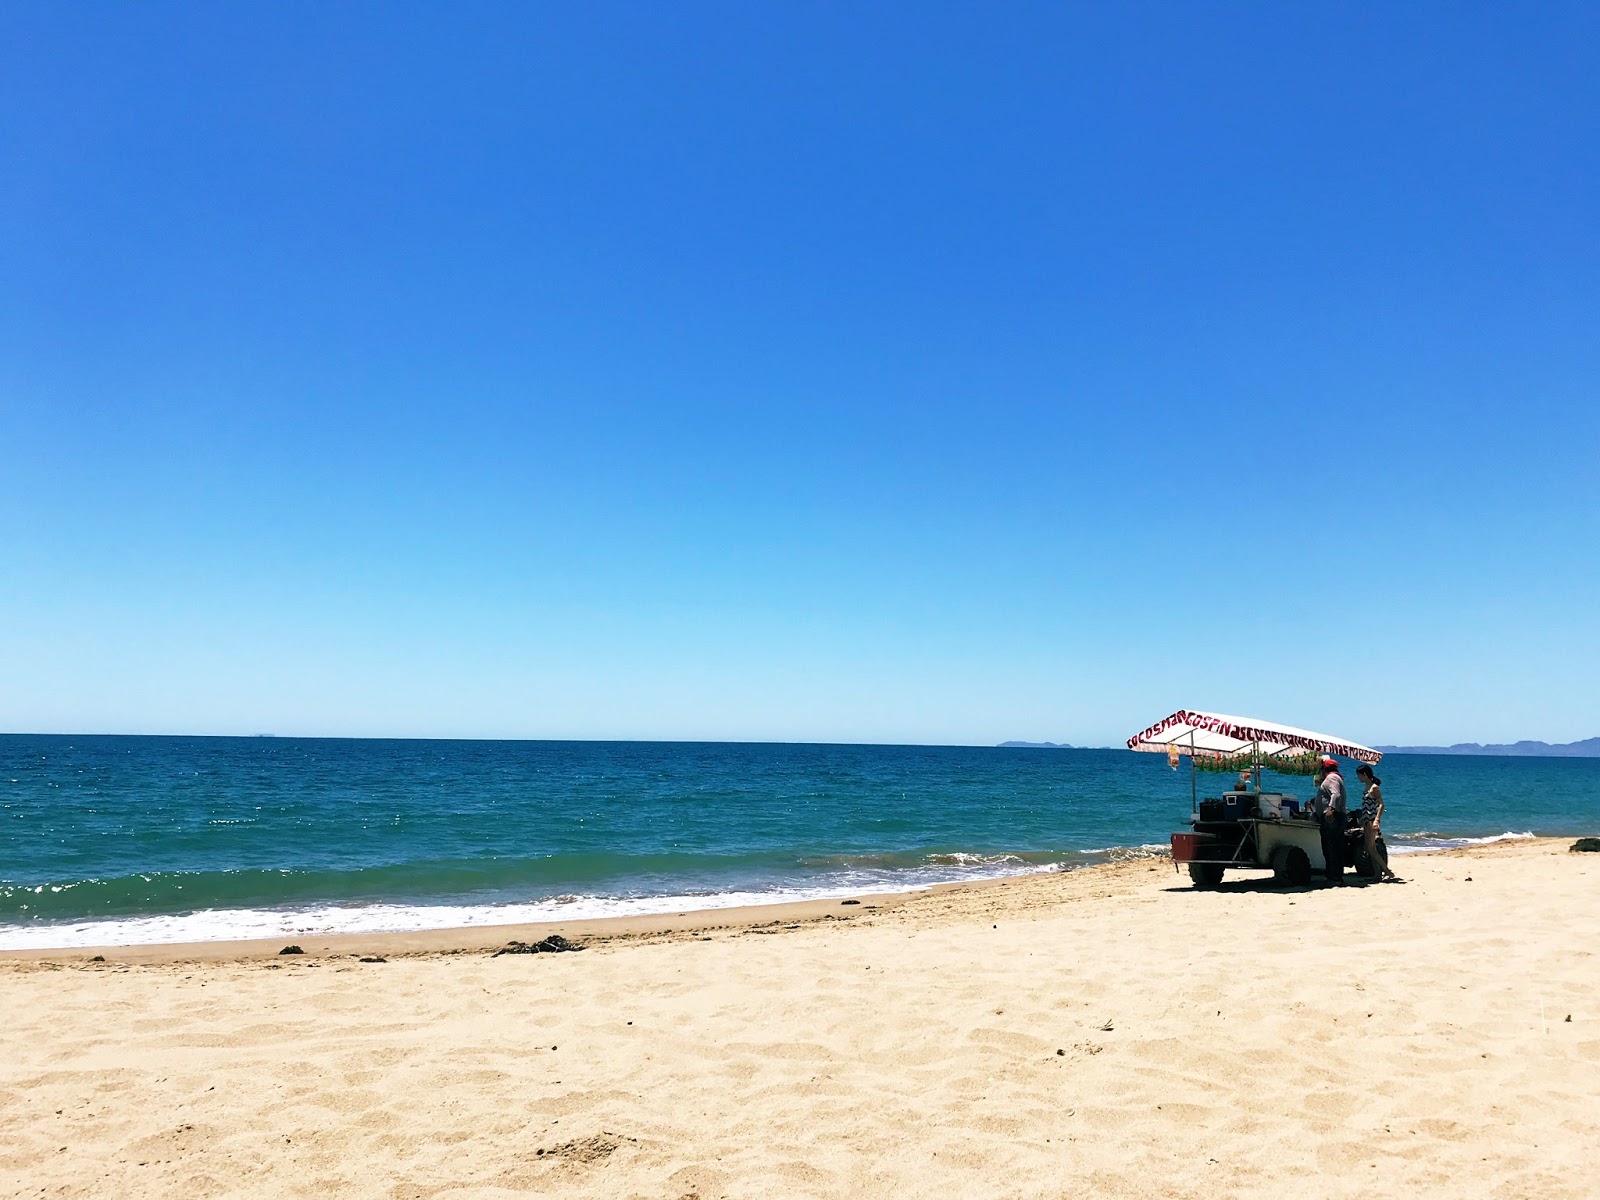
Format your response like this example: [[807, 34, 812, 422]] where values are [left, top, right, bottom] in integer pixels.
[[2, 838, 1596, 1199]]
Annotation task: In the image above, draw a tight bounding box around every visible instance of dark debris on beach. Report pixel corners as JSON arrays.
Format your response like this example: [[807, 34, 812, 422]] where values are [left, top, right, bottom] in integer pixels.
[[493, 935, 585, 957], [533, 1131, 635, 1162]]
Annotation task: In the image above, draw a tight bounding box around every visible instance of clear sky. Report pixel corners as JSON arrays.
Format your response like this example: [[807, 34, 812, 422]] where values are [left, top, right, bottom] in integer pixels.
[[2, 3, 1596, 746]]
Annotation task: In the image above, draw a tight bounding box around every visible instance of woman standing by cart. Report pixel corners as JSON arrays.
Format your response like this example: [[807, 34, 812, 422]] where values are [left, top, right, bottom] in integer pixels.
[[1356, 764, 1399, 882]]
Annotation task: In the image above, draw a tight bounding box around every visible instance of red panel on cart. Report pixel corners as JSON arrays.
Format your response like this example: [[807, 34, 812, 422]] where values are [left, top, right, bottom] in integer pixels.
[[1171, 832, 1206, 862]]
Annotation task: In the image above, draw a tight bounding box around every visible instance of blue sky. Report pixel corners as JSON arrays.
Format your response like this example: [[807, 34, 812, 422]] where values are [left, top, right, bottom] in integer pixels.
[[2, 2, 1596, 745]]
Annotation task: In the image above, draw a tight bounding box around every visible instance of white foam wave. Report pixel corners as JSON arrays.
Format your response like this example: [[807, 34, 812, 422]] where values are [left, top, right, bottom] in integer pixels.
[[0, 886, 878, 952], [1388, 830, 1536, 854], [0, 856, 1078, 952], [1081, 843, 1169, 857]]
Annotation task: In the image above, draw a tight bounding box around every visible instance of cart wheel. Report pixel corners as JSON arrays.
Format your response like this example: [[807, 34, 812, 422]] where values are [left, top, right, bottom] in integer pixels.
[[1352, 845, 1371, 877], [1187, 863, 1224, 888], [1354, 835, 1390, 879], [1271, 846, 1311, 887]]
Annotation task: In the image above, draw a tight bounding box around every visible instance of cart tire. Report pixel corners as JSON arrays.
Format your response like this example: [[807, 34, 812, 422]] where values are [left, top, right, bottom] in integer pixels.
[[1355, 835, 1389, 878], [1187, 863, 1224, 888], [1271, 846, 1312, 887], [1353, 844, 1372, 877]]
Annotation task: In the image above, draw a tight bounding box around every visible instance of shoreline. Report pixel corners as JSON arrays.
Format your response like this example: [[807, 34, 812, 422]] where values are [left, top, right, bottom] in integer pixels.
[[0, 830, 1547, 960], [0, 875, 1015, 965], [2, 836, 1564, 965]]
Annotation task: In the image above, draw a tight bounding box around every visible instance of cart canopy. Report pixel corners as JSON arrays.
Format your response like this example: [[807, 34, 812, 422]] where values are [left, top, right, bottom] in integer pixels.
[[1126, 710, 1382, 764]]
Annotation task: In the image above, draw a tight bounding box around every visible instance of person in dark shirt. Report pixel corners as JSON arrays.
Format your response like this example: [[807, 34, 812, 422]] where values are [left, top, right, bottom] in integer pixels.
[[1314, 755, 1347, 882]]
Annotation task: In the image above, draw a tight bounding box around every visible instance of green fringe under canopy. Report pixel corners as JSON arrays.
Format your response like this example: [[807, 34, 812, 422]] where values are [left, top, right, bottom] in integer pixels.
[[1193, 751, 1323, 777]]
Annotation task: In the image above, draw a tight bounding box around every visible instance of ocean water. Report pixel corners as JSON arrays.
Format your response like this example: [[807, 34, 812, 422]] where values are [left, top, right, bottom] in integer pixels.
[[3, 735, 1596, 950]]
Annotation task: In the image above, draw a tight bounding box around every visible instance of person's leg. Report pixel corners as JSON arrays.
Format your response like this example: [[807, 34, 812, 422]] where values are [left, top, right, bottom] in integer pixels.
[[1371, 825, 1397, 880], [1363, 823, 1380, 880], [1321, 817, 1343, 881]]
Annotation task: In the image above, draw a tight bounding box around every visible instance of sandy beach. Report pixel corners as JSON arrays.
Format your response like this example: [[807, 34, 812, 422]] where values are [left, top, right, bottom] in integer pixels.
[[2, 837, 1595, 1199]]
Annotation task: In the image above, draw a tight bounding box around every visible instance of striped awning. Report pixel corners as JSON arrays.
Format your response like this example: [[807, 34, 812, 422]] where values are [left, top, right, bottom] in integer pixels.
[[1126, 709, 1382, 764]]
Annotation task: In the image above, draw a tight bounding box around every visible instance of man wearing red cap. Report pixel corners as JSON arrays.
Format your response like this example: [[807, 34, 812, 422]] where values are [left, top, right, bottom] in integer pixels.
[[1314, 756, 1347, 883]]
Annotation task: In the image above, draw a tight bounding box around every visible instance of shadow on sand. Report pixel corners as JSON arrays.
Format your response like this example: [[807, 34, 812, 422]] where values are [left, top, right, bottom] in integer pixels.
[[1157, 874, 1392, 896]]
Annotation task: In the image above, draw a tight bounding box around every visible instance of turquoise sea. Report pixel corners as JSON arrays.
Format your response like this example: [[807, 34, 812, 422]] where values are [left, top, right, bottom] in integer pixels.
[[3, 735, 1597, 950]]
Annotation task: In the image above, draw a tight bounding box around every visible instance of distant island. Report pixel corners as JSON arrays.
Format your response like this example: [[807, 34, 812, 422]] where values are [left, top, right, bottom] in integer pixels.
[[1376, 737, 1600, 757], [998, 741, 1076, 749]]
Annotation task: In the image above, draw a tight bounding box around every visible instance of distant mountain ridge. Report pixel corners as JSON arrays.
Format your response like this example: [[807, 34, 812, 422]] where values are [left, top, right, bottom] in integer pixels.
[[998, 741, 1076, 749], [1376, 737, 1600, 757]]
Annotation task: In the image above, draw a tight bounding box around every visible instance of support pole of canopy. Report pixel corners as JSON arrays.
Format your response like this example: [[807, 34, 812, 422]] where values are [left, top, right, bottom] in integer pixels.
[[1189, 730, 1197, 811]]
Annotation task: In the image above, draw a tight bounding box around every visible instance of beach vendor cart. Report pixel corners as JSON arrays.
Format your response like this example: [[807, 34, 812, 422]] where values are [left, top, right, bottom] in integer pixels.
[[1127, 710, 1385, 887]]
